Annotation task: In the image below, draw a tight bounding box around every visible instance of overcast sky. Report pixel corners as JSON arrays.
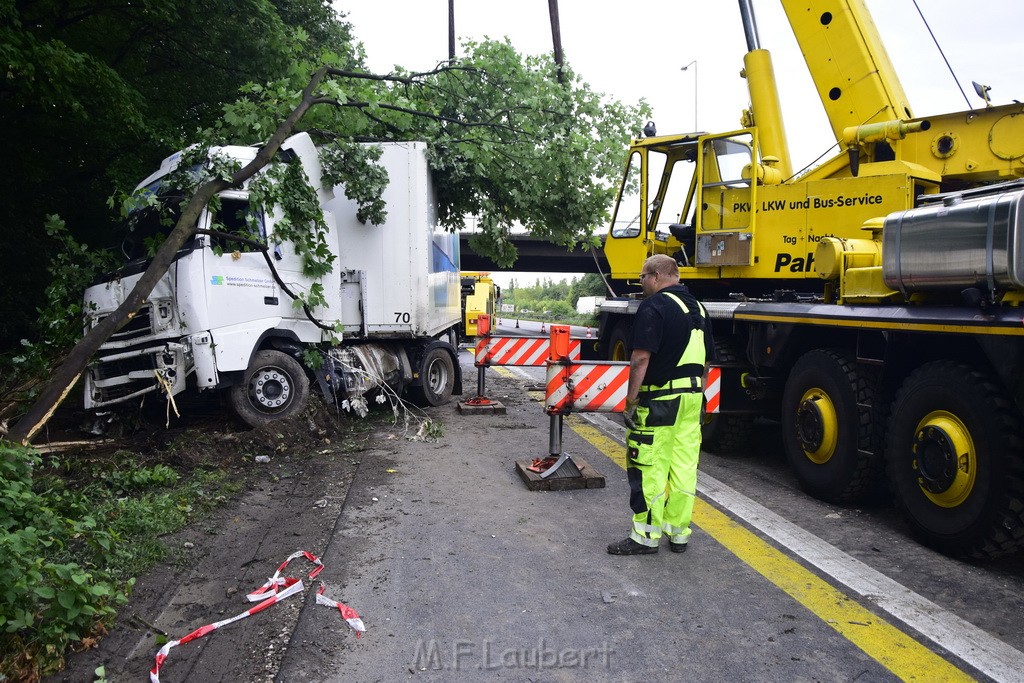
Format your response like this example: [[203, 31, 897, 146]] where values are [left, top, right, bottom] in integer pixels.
[[336, 1, 1023, 287]]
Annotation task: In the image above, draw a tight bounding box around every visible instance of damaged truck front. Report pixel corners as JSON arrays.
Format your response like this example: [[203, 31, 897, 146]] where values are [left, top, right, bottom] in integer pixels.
[[83, 133, 463, 427]]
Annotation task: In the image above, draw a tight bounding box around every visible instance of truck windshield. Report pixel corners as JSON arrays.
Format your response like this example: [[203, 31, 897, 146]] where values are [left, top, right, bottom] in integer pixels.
[[121, 180, 191, 262]]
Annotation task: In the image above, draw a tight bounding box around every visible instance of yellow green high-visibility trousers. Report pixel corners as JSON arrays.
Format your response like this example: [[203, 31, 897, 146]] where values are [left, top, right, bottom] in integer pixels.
[[626, 390, 703, 547]]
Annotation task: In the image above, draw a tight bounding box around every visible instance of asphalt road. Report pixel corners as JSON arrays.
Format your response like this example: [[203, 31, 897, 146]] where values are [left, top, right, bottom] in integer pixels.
[[57, 335, 1024, 682], [276, 349, 1024, 683]]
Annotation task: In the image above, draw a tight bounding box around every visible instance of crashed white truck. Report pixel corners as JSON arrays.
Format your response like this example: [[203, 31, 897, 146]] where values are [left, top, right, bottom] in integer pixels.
[[82, 133, 463, 427]]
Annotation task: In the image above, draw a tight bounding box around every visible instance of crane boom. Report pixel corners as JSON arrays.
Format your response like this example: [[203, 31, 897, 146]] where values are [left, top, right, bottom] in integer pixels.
[[781, 0, 914, 141]]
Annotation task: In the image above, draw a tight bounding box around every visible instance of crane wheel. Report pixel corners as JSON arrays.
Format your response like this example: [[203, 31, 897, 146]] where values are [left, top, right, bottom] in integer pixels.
[[608, 322, 630, 362], [701, 338, 754, 456], [885, 361, 1024, 559], [781, 348, 881, 503]]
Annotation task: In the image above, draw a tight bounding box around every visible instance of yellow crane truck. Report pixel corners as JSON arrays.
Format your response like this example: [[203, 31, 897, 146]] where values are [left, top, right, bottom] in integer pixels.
[[459, 272, 500, 342], [596, 0, 1024, 558]]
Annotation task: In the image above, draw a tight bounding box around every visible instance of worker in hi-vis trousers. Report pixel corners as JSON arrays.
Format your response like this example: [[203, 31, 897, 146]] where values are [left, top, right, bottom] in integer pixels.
[[608, 254, 714, 555]]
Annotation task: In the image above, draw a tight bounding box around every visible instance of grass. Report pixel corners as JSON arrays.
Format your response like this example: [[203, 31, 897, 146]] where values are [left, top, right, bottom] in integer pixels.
[[0, 444, 246, 681], [1, 395, 411, 681]]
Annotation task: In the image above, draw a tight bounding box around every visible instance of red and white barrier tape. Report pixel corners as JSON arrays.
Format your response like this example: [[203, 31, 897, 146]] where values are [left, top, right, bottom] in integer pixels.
[[245, 549, 323, 601], [149, 550, 363, 683], [317, 583, 367, 634]]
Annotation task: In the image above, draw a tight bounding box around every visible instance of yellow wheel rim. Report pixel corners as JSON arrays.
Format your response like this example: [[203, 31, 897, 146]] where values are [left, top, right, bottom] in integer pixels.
[[610, 339, 628, 362], [912, 410, 976, 508], [796, 387, 839, 464]]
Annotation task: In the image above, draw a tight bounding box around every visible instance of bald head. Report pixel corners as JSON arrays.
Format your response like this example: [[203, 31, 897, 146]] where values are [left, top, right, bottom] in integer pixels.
[[640, 254, 680, 294], [645, 254, 679, 279]]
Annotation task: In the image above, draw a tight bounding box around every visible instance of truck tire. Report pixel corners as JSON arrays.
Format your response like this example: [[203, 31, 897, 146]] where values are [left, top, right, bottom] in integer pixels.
[[409, 347, 455, 406], [885, 361, 1024, 558], [228, 350, 310, 428], [701, 338, 754, 456], [781, 348, 881, 503], [608, 322, 630, 361]]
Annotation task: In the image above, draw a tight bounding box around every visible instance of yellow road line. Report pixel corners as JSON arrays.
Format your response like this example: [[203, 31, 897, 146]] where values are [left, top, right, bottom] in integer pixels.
[[567, 418, 973, 683]]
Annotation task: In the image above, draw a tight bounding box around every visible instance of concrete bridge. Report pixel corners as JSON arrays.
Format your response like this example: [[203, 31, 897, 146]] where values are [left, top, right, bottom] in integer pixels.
[[458, 233, 607, 274]]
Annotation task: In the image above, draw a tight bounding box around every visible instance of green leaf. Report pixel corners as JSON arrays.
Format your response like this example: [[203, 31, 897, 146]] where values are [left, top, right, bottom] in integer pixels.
[[34, 585, 56, 599], [57, 590, 77, 609]]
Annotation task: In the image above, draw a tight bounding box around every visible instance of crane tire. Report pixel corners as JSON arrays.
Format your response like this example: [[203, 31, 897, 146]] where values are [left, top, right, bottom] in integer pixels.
[[885, 361, 1024, 559], [781, 348, 882, 503], [608, 322, 630, 362]]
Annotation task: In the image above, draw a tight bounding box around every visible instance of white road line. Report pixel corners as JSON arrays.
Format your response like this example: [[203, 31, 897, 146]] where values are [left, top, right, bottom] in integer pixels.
[[572, 411, 1024, 682]]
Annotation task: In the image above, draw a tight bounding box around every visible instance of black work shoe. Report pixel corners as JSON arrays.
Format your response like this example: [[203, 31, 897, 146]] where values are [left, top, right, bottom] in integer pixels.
[[607, 538, 658, 555], [668, 541, 689, 554]]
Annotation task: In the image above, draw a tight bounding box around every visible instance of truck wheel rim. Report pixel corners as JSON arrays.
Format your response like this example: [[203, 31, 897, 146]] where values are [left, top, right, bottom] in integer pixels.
[[796, 387, 838, 464], [426, 358, 448, 393], [912, 410, 975, 507], [250, 368, 291, 411]]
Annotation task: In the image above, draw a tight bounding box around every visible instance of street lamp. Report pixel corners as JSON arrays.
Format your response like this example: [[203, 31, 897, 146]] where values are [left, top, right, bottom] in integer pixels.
[[681, 60, 697, 131]]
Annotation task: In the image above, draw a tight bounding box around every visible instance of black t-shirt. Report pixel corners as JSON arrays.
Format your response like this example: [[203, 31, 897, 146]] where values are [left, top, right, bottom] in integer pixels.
[[630, 284, 714, 386]]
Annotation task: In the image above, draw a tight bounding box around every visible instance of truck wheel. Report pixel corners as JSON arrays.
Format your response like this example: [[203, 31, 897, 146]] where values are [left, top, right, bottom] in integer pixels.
[[781, 348, 881, 503], [885, 361, 1024, 558], [229, 350, 310, 428], [410, 347, 455, 406], [701, 338, 754, 456], [608, 322, 630, 361]]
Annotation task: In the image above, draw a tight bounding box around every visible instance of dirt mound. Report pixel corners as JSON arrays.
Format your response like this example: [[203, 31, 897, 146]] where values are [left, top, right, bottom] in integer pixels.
[[154, 396, 354, 468], [33, 392, 356, 468]]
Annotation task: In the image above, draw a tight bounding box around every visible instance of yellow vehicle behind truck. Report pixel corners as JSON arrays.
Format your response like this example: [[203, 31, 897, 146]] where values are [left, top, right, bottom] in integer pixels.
[[460, 272, 501, 342], [596, 0, 1024, 558]]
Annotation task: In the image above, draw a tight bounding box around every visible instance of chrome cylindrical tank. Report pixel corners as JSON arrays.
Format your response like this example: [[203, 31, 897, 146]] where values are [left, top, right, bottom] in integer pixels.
[[882, 186, 1024, 293]]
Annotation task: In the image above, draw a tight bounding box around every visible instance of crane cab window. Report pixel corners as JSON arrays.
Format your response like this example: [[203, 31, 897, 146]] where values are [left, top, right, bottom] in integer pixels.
[[610, 142, 698, 241], [700, 134, 753, 231], [611, 151, 643, 238], [648, 149, 696, 242]]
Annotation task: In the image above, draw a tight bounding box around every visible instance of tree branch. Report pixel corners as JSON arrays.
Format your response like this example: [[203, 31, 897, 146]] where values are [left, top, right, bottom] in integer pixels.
[[330, 100, 521, 132]]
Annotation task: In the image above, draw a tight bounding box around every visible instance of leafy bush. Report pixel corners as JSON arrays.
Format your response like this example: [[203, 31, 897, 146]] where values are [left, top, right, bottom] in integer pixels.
[[99, 463, 180, 492], [1, 216, 116, 412], [0, 444, 240, 679], [0, 444, 129, 680]]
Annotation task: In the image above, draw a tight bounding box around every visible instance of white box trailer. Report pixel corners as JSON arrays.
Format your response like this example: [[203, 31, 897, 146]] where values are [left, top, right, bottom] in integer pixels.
[[83, 134, 463, 426], [325, 142, 460, 338]]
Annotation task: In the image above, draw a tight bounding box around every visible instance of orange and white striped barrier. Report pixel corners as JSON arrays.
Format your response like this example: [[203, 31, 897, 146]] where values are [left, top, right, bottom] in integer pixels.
[[529, 325, 628, 479], [474, 335, 581, 367], [150, 551, 363, 683], [466, 315, 583, 409], [545, 361, 629, 415], [704, 366, 721, 414]]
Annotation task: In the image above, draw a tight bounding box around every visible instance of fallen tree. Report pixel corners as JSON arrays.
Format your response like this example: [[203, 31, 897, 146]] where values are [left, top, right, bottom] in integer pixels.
[[6, 45, 647, 443]]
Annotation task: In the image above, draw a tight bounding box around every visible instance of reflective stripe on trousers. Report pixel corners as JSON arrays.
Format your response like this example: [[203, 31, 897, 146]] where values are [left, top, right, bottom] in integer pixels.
[[626, 390, 703, 546]]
